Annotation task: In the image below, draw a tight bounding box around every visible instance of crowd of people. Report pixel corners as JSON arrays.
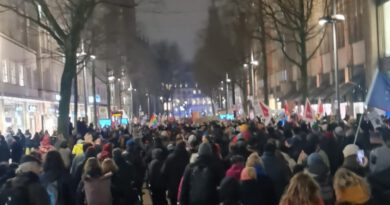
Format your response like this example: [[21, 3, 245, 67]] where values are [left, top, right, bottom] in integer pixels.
[[0, 114, 389, 205]]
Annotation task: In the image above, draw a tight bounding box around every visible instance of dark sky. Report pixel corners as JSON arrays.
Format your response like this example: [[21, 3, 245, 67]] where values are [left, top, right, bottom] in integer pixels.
[[137, 0, 210, 61]]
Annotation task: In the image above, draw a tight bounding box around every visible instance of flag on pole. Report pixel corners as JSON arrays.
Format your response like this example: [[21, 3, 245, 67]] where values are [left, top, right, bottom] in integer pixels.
[[149, 114, 158, 128], [259, 101, 271, 124], [284, 101, 290, 117], [303, 98, 315, 122], [317, 98, 324, 118], [366, 69, 390, 112]]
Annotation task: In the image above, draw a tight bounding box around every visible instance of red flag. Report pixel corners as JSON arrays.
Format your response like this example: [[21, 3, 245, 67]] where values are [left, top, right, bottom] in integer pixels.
[[303, 98, 315, 122], [259, 101, 271, 123], [284, 101, 290, 116], [317, 98, 324, 118]]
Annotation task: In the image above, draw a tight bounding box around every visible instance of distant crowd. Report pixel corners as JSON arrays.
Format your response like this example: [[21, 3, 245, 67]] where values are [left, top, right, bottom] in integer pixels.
[[0, 114, 390, 205]]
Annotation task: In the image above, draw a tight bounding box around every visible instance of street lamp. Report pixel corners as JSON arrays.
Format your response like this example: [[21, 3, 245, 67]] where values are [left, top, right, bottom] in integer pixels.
[[319, 0, 345, 123]]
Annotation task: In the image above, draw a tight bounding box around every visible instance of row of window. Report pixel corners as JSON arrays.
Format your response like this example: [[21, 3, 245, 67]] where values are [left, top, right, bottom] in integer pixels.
[[1, 59, 24, 86]]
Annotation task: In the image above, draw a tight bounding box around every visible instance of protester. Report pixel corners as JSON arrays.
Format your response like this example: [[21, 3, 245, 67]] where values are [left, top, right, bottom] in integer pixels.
[[0, 155, 50, 205], [58, 141, 72, 169], [40, 150, 74, 205], [81, 157, 112, 205], [180, 142, 224, 205], [333, 168, 371, 205], [219, 155, 245, 205], [279, 172, 324, 205], [148, 148, 167, 205], [0, 135, 10, 163], [342, 144, 367, 177]]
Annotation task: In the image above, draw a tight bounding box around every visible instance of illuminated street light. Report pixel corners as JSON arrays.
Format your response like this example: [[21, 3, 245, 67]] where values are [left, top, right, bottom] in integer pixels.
[[318, 0, 345, 123]]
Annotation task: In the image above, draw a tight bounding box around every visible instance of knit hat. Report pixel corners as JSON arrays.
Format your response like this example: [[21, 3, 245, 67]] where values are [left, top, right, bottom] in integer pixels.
[[307, 153, 329, 178], [198, 142, 212, 156], [343, 144, 359, 158]]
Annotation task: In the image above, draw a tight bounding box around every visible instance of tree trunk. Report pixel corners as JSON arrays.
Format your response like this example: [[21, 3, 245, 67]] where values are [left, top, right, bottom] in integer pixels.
[[259, 0, 269, 105], [73, 75, 78, 133], [58, 51, 77, 138]]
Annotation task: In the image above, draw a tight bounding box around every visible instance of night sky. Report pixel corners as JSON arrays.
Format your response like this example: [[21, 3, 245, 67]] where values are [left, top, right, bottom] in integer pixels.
[[137, 0, 210, 61]]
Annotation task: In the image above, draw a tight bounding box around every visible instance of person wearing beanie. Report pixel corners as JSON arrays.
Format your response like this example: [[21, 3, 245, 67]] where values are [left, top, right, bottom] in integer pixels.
[[0, 155, 50, 205], [342, 144, 367, 177], [161, 141, 189, 205], [333, 168, 370, 205], [240, 154, 277, 205], [180, 142, 224, 205], [262, 142, 292, 201], [219, 155, 245, 205], [306, 153, 334, 205], [148, 148, 167, 205]]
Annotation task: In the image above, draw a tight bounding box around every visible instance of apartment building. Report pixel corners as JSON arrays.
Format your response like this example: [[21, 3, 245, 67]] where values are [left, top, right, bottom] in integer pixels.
[[256, 0, 385, 118]]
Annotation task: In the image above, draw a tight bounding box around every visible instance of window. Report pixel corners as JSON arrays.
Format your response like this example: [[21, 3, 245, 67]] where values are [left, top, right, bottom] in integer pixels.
[[18, 64, 24, 86], [2, 60, 8, 83], [10, 62, 16, 84]]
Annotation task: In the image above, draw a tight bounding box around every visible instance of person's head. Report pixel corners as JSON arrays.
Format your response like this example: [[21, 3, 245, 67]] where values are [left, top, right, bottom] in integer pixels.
[[198, 142, 212, 157], [83, 142, 93, 152], [263, 142, 276, 154], [333, 168, 370, 205], [85, 146, 97, 159], [101, 158, 118, 174], [83, 157, 102, 179], [281, 172, 322, 205], [379, 128, 390, 147], [240, 167, 257, 181], [60, 141, 68, 149], [43, 150, 65, 173], [342, 144, 359, 159], [16, 155, 42, 175], [246, 152, 263, 168]]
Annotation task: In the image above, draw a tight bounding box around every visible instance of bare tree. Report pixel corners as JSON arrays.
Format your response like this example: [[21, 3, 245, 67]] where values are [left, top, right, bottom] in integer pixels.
[[0, 0, 139, 137], [264, 0, 330, 101]]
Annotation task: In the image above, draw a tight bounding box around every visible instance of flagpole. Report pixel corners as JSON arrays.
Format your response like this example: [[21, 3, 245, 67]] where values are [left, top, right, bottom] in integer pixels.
[[354, 109, 365, 144]]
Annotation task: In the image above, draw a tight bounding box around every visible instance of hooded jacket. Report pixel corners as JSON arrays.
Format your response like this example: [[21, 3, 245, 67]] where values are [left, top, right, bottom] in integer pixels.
[[0, 172, 50, 205], [148, 148, 165, 190]]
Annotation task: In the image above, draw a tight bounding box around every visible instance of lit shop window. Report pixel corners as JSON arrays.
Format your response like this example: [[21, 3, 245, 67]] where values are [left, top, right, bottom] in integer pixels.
[[2, 60, 8, 83], [384, 2, 390, 57], [10, 62, 16, 84], [18, 64, 24, 86]]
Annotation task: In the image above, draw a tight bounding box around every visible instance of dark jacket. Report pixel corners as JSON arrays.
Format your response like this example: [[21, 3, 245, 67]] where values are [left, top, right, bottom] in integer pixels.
[[368, 167, 390, 204], [240, 176, 278, 205], [262, 151, 291, 200], [40, 170, 74, 205], [0, 172, 50, 205], [180, 155, 224, 205], [112, 156, 138, 205], [0, 139, 10, 163], [10, 139, 23, 163], [161, 143, 189, 198], [219, 176, 241, 205], [148, 149, 165, 191]]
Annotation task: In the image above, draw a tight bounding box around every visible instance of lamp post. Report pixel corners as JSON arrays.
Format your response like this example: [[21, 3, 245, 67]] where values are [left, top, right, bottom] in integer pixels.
[[319, 0, 345, 123], [226, 73, 231, 114], [90, 55, 97, 127]]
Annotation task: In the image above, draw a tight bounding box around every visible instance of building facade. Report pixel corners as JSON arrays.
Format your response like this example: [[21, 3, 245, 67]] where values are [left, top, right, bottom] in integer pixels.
[[253, 0, 383, 118]]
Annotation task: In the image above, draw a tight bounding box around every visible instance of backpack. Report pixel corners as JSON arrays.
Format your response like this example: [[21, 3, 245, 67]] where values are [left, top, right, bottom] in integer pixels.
[[189, 165, 216, 205], [0, 177, 30, 205]]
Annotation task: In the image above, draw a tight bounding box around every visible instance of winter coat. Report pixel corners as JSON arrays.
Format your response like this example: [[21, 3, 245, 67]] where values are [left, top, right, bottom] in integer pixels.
[[59, 148, 72, 169], [262, 151, 292, 200], [84, 173, 112, 205], [180, 155, 224, 205], [10, 140, 23, 163], [0, 172, 50, 205], [112, 157, 138, 205], [342, 155, 366, 177], [161, 143, 190, 199], [219, 164, 244, 205], [368, 167, 390, 204], [0, 139, 10, 163], [370, 145, 390, 174], [40, 170, 74, 205], [148, 149, 165, 191]]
